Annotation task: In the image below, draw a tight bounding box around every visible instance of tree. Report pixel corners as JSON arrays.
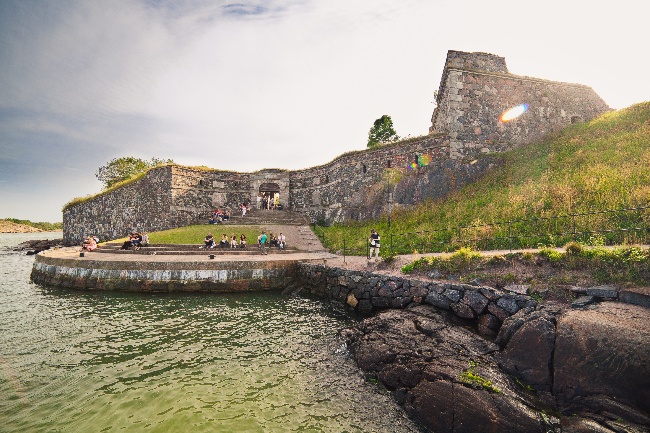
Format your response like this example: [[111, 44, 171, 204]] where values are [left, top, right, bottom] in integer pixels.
[[367, 115, 399, 148], [95, 157, 173, 189]]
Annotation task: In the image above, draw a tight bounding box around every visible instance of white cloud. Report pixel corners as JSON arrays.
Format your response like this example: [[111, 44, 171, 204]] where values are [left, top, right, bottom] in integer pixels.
[[0, 0, 648, 222]]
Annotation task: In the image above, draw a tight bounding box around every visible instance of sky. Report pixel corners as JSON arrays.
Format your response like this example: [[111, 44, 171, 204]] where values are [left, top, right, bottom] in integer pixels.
[[1, 0, 648, 223]]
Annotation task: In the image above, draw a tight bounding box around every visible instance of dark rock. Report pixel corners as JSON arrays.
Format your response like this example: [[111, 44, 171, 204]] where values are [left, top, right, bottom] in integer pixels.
[[478, 313, 501, 333], [343, 306, 542, 433], [504, 284, 530, 295], [451, 301, 476, 319], [488, 302, 510, 322], [495, 309, 556, 392], [495, 307, 536, 348], [619, 287, 650, 308], [571, 295, 595, 308], [554, 303, 650, 423], [586, 284, 618, 299], [444, 288, 461, 303], [496, 295, 520, 314], [463, 290, 489, 315], [428, 269, 442, 279], [424, 291, 450, 310]]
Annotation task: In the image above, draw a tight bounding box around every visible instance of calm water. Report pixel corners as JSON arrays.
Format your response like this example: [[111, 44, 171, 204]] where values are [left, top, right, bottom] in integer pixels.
[[0, 233, 421, 433]]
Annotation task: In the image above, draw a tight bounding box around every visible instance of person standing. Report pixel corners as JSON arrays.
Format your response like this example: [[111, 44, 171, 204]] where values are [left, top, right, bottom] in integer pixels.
[[259, 230, 268, 255], [369, 229, 380, 260]]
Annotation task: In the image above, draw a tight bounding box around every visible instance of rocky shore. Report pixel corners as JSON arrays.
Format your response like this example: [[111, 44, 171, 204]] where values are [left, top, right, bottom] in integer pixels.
[[13, 238, 63, 255], [297, 262, 650, 433]]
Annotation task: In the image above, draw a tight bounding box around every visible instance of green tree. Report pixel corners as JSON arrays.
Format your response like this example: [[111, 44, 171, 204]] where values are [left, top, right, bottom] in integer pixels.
[[367, 115, 399, 148], [95, 157, 173, 189]]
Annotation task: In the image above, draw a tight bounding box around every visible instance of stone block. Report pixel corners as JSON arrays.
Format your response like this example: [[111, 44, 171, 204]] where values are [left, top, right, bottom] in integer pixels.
[[571, 295, 595, 309], [424, 291, 450, 310], [463, 290, 489, 315], [619, 288, 650, 308], [496, 295, 520, 314], [586, 284, 618, 299]]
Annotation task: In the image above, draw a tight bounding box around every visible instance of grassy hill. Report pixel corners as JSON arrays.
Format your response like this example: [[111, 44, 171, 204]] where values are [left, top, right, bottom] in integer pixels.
[[1, 218, 63, 233], [318, 102, 650, 254]]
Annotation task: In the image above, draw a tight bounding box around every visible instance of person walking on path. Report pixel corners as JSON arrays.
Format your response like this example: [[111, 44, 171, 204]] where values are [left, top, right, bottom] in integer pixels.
[[369, 228, 380, 260], [259, 230, 268, 255]]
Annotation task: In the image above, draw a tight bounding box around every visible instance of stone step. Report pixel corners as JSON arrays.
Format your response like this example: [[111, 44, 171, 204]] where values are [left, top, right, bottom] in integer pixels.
[[96, 247, 294, 256]]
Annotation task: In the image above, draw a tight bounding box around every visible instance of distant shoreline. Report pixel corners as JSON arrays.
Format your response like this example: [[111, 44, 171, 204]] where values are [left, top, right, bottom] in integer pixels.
[[0, 219, 62, 234]]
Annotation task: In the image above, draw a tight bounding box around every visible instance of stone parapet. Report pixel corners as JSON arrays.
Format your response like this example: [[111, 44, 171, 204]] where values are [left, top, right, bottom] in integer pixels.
[[297, 262, 537, 336], [31, 253, 299, 292]]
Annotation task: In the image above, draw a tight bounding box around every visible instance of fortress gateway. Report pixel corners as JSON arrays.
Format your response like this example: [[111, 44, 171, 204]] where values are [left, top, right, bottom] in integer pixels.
[[63, 50, 609, 244]]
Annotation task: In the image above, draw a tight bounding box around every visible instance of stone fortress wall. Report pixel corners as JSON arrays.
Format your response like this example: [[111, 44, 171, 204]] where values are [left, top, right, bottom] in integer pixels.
[[431, 50, 610, 158], [63, 50, 611, 244]]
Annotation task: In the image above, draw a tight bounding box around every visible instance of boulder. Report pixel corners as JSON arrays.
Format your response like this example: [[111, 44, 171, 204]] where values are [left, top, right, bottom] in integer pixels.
[[554, 303, 650, 425], [495, 308, 557, 392], [342, 306, 547, 433]]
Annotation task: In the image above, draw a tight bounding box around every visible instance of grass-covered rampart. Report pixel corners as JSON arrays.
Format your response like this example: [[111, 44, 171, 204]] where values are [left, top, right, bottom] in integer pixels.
[[317, 102, 650, 254]]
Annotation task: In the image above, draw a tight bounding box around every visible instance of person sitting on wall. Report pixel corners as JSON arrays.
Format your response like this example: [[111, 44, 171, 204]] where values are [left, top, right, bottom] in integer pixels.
[[132, 232, 143, 251], [204, 232, 215, 248], [208, 215, 215, 224], [121, 233, 135, 250], [220, 233, 229, 248], [81, 236, 97, 252], [240, 233, 247, 248], [223, 210, 230, 223], [269, 233, 278, 247], [241, 203, 246, 217], [278, 232, 286, 250], [230, 233, 237, 248], [141, 233, 149, 247]]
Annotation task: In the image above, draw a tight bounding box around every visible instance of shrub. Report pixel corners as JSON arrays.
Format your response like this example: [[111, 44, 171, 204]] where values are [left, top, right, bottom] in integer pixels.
[[564, 241, 583, 255]]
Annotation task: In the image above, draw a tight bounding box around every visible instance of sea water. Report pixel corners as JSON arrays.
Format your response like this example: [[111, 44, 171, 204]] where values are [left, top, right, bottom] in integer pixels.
[[0, 233, 421, 433]]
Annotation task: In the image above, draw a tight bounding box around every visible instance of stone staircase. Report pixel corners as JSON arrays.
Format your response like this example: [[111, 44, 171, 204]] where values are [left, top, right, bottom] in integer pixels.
[[203, 209, 309, 226], [98, 242, 298, 256]]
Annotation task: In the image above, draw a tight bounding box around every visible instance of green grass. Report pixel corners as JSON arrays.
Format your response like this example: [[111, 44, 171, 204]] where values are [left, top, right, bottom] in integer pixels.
[[318, 102, 650, 254], [123, 225, 267, 245], [400, 244, 650, 286], [458, 360, 501, 393]]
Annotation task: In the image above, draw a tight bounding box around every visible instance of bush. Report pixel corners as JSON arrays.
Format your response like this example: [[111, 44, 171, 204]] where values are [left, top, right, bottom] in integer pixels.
[[564, 241, 583, 255]]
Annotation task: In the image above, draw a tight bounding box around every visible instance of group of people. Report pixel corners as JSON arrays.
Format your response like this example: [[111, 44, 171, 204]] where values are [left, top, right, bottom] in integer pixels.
[[256, 193, 282, 210], [203, 232, 247, 249], [202, 230, 286, 254], [120, 232, 149, 251], [208, 208, 231, 224], [257, 231, 286, 255]]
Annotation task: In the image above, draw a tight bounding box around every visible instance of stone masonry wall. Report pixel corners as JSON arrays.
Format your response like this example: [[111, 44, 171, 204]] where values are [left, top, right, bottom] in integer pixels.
[[289, 135, 449, 224], [297, 263, 537, 337], [63, 166, 174, 245], [168, 165, 253, 227], [430, 50, 610, 159]]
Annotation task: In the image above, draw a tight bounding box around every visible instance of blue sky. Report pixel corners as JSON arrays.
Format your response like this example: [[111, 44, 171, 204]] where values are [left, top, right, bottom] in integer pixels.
[[1, 0, 648, 222]]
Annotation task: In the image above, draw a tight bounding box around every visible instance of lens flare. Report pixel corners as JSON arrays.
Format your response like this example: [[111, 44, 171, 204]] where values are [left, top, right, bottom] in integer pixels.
[[500, 104, 529, 122], [408, 162, 418, 170], [418, 154, 431, 166]]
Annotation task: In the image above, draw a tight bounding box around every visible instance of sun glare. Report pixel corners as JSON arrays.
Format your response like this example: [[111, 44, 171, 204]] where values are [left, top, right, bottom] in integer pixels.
[[500, 104, 529, 122]]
